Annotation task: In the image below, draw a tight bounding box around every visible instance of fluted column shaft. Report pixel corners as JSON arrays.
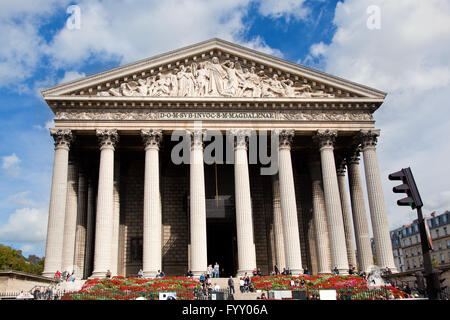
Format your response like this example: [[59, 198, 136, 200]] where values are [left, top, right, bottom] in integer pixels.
[[91, 129, 118, 278], [61, 160, 78, 273], [43, 129, 73, 277], [337, 164, 357, 268], [309, 158, 331, 274], [347, 152, 373, 272], [359, 131, 397, 272], [74, 170, 87, 279], [272, 174, 286, 270], [189, 130, 208, 276], [233, 130, 257, 276], [110, 158, 120, 276], [84, 178, 96, 278], [141, 130, 163, 277], [277, 130, 303, 275], [316, 130, 349, 274]]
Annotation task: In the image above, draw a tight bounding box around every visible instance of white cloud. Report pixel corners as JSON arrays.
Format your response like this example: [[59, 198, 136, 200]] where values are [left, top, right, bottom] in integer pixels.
[[257, 0, 309, 21], [311, 0, 450, 229], [2, 191, 37, 208], [59, 71, 86, 84], [2, 153, 21, 171], [0, 0, 71, 87], [0, 207, 48, 243]]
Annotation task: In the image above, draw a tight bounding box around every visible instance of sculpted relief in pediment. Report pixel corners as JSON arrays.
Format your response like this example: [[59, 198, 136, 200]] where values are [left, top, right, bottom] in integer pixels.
[[96, 57, 335, 99]]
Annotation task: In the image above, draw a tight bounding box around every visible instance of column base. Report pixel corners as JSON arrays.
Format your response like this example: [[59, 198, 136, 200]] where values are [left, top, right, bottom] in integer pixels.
[[338, 269, 349, 275], [89, 271, 107, 279], [288, 268, 304, 276], [42, 271, 56, 278], [237, 269, 256, 277], [143, 271, 158, 278], [318, 270, 332, 275], [192, 270, 207, 277]]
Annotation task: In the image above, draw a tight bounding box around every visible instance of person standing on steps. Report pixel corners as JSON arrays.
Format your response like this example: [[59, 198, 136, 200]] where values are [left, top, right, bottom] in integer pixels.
[[228, 276, 235, 294], [214, 262, 220, 278]]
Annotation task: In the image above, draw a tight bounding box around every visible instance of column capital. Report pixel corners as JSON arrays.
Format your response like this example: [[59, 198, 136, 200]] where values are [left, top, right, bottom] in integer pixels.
[[276, 129, 295, 150], [141, 129, 163, 150], [347, 147, 361, 165], [96, 129, 119, 150], [336, 160, 347, 176], [314, 129, 337, 149], [50, 129, 74, 150], [230, 129, 251, 150], [186, 129, 206, 149], [357, 130, 380, 149]]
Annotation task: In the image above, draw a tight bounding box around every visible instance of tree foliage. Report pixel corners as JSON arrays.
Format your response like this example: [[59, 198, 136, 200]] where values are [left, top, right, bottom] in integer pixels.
[[0, 244, 44, 275]]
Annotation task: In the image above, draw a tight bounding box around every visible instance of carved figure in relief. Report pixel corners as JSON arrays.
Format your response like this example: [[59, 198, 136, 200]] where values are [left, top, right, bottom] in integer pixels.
[[177, 65, 196, 96], [192, 62, 208, 97], [94, 56, 337, 98], [206, 57, 228, 96]]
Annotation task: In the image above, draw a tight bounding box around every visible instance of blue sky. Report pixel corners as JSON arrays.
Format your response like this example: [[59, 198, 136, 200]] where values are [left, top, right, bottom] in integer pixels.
[[0, 0, 449, 258]]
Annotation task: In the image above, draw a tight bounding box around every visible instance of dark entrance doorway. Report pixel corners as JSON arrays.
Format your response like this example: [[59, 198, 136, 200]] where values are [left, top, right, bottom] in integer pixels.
[[204, 163, 237, 277], [206, 219, 237, 277]]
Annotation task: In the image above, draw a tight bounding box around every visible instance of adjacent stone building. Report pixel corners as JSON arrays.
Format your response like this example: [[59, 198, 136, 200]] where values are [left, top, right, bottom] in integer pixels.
[[40, 39, 397, 279], [385, 211, 450, 273]]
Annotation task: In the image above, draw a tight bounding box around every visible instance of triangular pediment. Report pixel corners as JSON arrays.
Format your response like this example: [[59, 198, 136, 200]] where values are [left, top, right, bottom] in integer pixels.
[[41, 38, 386, 101]]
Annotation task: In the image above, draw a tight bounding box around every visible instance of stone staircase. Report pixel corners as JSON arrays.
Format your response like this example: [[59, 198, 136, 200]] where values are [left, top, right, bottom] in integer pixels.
[[210, 277, 262, 300]]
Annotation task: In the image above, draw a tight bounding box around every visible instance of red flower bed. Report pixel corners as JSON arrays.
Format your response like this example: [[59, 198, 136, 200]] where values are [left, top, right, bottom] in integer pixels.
[[251, 275, 408, 300], [63, 276, 200, 300]]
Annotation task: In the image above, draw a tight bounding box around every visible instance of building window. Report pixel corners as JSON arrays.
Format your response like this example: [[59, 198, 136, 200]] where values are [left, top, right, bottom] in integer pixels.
[[446, 239, 450, 249], [414, 224, 419, 233], [407, 261, 410, 270], [403, 239, 408, 246], [444, 227, 448, 236], [403, 229, 407, 237], [443, 214, 448, 224], [435, 229, 440, 238], [417, 247, 421, 254], [440, 254, 445, 264], [411, 248, 415, 256], [438, 242, 442, 250], [435, 217, 439, 226], [405, 249, 409, 258], [415, 235, 419, 243], [428, 220, 433, 228]]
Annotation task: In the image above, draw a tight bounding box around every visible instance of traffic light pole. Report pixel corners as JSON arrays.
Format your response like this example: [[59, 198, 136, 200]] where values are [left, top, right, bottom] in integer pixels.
[[417, 207, 438, 300]]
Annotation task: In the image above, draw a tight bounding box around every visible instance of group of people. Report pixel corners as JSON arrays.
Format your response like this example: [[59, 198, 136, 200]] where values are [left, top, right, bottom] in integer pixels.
[[32, 287, 55, 300], [53, 270, 76, 282], [137, 269, 166, 278], [272, 265, 294, 276]]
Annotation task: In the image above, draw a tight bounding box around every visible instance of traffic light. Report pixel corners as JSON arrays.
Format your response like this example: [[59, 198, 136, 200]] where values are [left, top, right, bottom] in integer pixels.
[[432, 270, 447, 292], [388, 167, 423, 209], [415, 271, 425, 294]]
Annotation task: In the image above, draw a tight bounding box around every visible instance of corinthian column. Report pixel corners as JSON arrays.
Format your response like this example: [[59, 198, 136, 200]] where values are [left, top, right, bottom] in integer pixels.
[[277, 130, 303, 275], [315, 130, 349, 274], [358, 130, 397, 272], [61, 158, 79, 274], [336, 161, 357, 268], [232, 129, 257, 276], [74, 168, 88, 279], [189, 130, 208, 276], [347, 149, 373, 272], [91, 129, 119, 278], [308, 155, 331, 274], [272, 174, 286, 270], [110, 157, 120, 276], [141, 129, 163, 277], [84, 177, 96, 278], [43, 129, 73, 277]]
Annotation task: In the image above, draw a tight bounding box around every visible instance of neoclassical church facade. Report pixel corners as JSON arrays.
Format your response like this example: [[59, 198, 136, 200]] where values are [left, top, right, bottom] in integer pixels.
[[41, 39, 396, 279]]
